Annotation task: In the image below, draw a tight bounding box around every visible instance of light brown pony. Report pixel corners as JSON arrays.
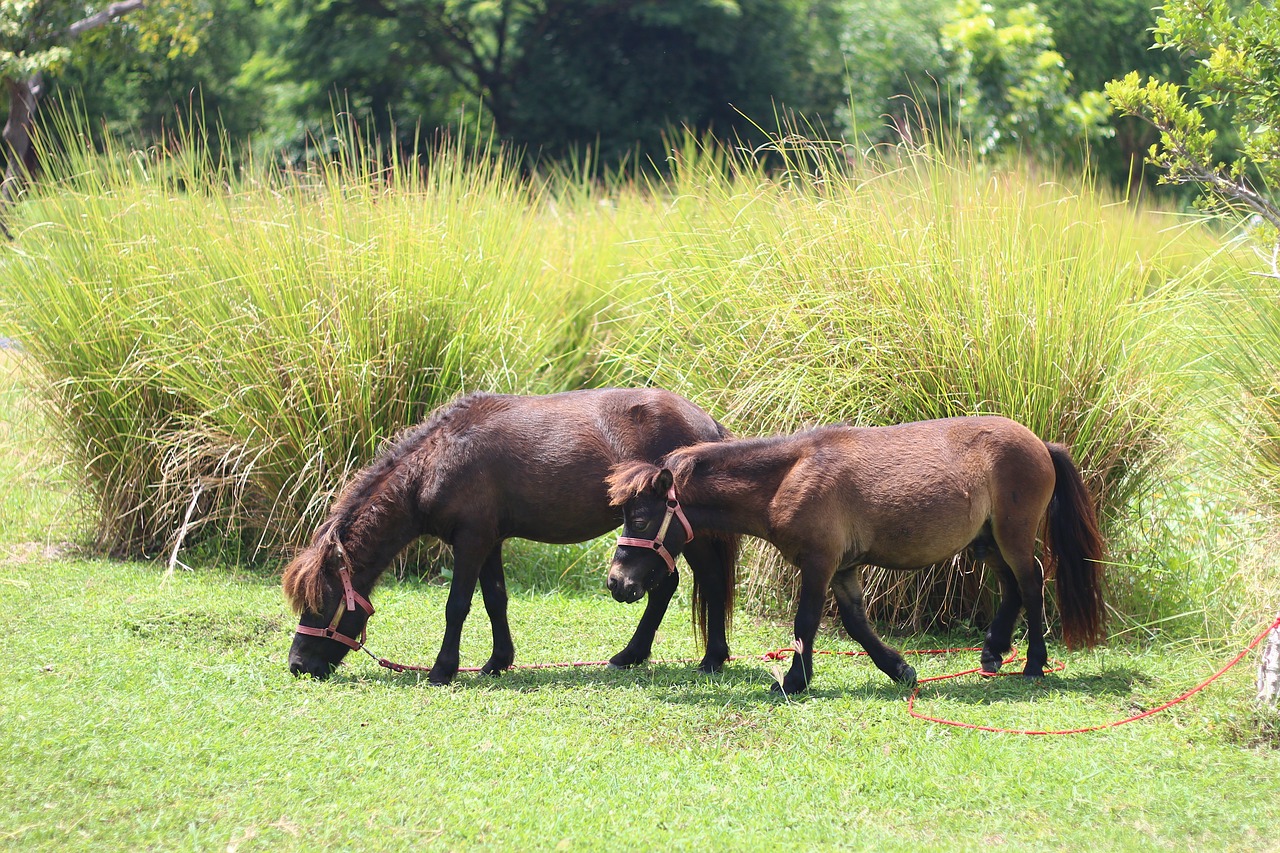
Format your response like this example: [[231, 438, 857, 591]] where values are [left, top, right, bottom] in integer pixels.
[[283, 388, 739, 683], [606, 416, 1105, 694]]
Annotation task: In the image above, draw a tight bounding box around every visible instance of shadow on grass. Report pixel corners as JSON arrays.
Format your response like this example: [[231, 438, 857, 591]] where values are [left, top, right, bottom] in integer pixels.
[[323, 652, 1140, 710]]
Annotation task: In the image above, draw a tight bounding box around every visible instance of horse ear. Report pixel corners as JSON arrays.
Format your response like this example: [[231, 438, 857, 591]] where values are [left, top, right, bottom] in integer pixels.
[[656, 468, 673, 493]]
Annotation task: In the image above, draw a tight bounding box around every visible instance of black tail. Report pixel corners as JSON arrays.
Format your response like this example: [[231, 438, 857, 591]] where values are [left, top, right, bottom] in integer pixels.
[[1045, 443, 1106, 648], [690, 532, 740, 644]]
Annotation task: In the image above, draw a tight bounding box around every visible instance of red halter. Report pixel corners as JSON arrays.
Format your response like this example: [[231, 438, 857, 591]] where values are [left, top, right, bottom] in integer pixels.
[[616, 485, 694, 573], [293, 543, 375, 651]]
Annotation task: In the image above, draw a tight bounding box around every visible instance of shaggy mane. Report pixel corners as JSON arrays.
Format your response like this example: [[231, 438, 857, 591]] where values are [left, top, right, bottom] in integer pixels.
[[606, 460, 666, 506], [282, 392, 498, 613]]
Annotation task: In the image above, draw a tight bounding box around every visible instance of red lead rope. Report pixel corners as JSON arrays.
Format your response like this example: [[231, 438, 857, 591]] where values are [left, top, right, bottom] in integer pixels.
[[361, 613, 1280, 736], [904, 612, 1280, 735]]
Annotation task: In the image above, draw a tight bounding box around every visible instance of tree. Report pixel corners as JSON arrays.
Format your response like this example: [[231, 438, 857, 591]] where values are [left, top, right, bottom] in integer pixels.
[[0, 1, 207, 235], [940, 0, 1111, 158], [273, 0, 839, 169], [1106, 0, 1280, 273]]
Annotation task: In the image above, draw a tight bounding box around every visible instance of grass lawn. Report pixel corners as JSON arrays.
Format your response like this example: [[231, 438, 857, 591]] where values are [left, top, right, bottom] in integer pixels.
[[2, 356, 1278, 851], [2, 558, 1278, 851]]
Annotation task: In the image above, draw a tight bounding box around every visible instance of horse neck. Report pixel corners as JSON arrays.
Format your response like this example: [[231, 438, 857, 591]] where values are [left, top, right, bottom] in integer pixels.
[[679, 439, 801, 539], [337, 484, 422, 592]]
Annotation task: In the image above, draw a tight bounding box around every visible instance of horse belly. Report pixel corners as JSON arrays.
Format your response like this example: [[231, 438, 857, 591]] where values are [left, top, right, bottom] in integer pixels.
[[860, 491, 988, 570]]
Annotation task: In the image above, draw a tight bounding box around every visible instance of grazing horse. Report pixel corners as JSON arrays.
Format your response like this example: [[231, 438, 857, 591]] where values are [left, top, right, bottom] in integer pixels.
[[606, 416, 1105, 695], [283, 388, 739, 683]]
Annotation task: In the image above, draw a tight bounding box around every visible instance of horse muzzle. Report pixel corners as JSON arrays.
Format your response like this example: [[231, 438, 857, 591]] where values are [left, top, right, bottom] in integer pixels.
[[607, 564, 647, 603]]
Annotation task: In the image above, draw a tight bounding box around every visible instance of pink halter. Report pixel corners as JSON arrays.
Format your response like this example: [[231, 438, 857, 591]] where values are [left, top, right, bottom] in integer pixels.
[[616, 485, 694, 573]]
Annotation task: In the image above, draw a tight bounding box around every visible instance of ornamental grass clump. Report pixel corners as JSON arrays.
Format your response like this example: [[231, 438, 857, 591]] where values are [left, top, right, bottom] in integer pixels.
[[600, 137, 1216, 630], [4, 119, 612, 556]]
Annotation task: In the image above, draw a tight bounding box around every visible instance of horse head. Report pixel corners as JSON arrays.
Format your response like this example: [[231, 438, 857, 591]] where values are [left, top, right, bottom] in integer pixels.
[[605, 461, 693, 603], [282, 528, 375, 679]]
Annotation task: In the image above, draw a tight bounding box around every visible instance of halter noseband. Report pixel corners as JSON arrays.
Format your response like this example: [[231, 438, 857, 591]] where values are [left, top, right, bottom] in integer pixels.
[[293, 542, 375, 651], [616, 485, 694, 574]]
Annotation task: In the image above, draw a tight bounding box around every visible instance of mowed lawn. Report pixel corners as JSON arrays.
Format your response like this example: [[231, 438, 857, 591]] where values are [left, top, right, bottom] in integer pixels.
[[2, 356, 1278, 851]]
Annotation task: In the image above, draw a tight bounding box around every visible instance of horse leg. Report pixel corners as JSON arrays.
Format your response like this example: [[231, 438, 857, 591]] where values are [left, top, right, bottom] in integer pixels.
[[1016, 558, 1049, 678], [428, 533, 491, 685], [830, 568, 916, 686], [609, 567, 679, 669], [995, 538, 1048, 678], [773, 558, 836, 695], [681, 537, 731, 673], [981, 558, 1023, 674], [478, 543, 515, 676]]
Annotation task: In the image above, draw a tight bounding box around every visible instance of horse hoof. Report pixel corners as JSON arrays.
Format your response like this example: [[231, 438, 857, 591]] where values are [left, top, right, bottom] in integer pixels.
[[427, 666, 457, 686], [608, 651, 648, 669], [696, 658, 726, 675], [1022, 669, 1045, 681], [772, 676, 808, 696], [894, 663, 918, 687]]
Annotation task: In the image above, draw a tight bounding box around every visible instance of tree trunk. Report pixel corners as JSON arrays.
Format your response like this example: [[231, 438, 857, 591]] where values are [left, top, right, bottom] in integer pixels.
[[0, 1, 147, 238], [0, 73, 44, 238], [1259, 616, 1280, 705]]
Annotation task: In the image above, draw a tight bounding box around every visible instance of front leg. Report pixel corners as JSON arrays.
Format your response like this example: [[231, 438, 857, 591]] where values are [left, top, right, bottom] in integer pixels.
[[609, 568, 679, 668], [429, 534, 492, 685], [477, 543, 515, 676], [683, 537, 732, 673], [773, 559, 836, 695]]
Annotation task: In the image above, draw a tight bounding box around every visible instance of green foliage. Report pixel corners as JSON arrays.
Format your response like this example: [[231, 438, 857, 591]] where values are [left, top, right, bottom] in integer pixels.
[[836, 0, 948, 143], [1107, 0, 1280, 512], [940, 0, 1111, 156], [1105, 0, 1280, 237]]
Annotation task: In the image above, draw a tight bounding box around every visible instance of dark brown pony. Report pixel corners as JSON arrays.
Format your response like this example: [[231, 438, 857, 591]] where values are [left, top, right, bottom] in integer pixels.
[[283, 388, 739, 683], [606, 416, 1105, 694]]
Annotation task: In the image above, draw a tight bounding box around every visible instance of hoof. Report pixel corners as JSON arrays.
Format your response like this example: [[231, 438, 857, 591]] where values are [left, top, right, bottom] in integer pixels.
[[771, 675, 809, 696], [1022, 666, 1045, 680], [608, 650, 649, 669], [479, 660, 512, 677], [427, 665, 457, 686], [696, 657, 726, 675], [894, 663, 918, 687], [980, 654, 1003, 674]]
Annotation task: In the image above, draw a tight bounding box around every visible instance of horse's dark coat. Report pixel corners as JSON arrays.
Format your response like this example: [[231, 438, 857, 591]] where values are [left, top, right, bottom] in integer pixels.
[[283, 388, 739, 682], [607, 416, 1105, 694]]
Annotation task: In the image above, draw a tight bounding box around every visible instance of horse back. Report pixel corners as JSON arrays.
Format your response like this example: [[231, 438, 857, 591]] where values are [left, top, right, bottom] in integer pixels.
[[421, 388, 721, 543], [771, 416, 1054, 568]]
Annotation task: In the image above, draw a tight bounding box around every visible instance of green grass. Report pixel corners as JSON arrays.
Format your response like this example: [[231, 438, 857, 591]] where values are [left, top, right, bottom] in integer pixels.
[[2, 362, 1278, 851], [3, 556, 1278, 851]]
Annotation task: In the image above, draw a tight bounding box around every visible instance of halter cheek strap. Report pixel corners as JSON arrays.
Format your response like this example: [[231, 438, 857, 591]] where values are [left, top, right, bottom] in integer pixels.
[[616, 486, 694, 574], [294, 558, 375, 651]]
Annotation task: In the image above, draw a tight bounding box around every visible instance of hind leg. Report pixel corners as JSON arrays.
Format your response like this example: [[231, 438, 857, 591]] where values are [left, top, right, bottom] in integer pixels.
[[994, 539, 1048, 678], [681, 537, 732, 673], [981, 557, 1022, 674], [609, 568, 679, 669], [1015, 557, 1049, 678], [831, 568, 916, 686], [478, 543, 515, 676]]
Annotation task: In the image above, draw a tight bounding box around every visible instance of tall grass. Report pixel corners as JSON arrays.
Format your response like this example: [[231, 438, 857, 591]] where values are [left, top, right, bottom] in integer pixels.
[[598, 137, 1223, 630], [4, 118, 619, 555], [3, 115, 1259, 635]]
